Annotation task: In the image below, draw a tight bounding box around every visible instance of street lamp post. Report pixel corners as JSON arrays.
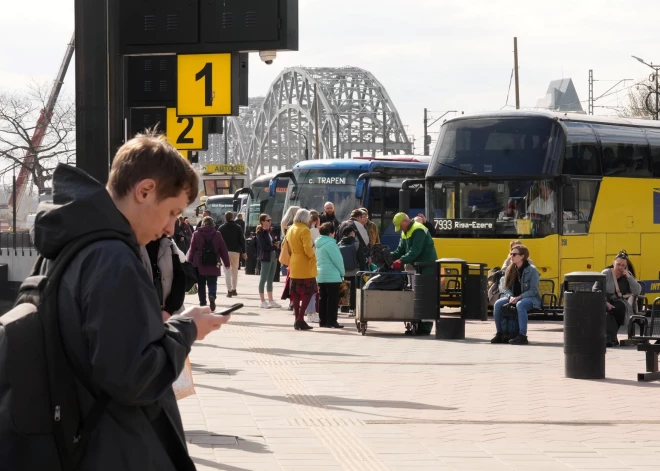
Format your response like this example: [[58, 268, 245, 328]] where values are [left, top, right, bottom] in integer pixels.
[[289, 129, 309, 160], [632, 55, 660, 120]]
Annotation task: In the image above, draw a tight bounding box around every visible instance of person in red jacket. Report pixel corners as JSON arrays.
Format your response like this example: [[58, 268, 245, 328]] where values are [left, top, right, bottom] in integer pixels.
[[187, 216, 231, 311]]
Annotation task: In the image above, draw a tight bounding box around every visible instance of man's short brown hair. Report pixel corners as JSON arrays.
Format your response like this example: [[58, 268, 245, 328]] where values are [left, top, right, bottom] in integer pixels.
[[350, 209, 365, 219], [225, 211, 234, 221], [107, 131, 199, 205]]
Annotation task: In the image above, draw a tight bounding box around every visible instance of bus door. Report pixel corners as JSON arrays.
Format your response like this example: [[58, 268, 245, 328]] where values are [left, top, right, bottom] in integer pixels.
[[559, 179, 601, 286]]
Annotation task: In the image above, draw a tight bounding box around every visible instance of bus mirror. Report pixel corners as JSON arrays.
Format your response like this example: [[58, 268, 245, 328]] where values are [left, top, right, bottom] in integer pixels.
[[399, 189, 411, 213], [232, 200, 240, 212], [269, 178, 278, 197], [355, 180, 366, 199], [562, 184, 576, 212]]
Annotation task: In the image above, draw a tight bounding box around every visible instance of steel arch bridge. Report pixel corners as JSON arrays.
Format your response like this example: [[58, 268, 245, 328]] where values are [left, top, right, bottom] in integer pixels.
[[243, 66, 412, 178], [198, 97, 264, 180]]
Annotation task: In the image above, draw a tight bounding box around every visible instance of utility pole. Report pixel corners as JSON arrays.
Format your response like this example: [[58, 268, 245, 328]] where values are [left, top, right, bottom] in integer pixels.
[[224, 117, 229, 164], [514, 37, 520, 109], [423, 108, 429, 156], [588, 70, 594, 115], [314, 83, 320, 159]]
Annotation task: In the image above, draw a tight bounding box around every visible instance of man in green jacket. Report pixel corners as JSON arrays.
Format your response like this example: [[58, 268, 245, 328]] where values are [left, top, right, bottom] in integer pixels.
[[391, 213, 438, 275], [391, 212, 438, 335]]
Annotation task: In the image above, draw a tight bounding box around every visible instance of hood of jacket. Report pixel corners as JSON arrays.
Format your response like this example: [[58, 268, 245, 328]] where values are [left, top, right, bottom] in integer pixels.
[[339, 235, 356, 246], [32, 164, 139, 259], [198, 225, 217, 238], [315, 235, 336, 250]]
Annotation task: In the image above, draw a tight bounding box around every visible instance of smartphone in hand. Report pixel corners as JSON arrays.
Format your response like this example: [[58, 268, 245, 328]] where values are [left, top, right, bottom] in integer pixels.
[[216, 303, 243, 316]]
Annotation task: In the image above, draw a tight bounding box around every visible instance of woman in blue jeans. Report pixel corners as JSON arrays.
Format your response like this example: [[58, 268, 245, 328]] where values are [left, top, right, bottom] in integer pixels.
[[255, 213, 282, 309], [491, 244, 541, 345]]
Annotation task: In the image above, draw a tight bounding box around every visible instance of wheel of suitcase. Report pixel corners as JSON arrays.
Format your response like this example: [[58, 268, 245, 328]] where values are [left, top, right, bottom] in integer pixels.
[[360, 323, 367, 336]]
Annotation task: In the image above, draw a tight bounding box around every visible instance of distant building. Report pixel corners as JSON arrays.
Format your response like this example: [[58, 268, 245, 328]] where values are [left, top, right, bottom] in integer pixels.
[[536, 78, 584, 113]]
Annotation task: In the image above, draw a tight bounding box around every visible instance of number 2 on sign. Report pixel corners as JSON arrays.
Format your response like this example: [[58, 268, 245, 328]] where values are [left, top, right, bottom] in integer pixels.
[[195, 63, 213, 107], [176, 118, 194, 144]]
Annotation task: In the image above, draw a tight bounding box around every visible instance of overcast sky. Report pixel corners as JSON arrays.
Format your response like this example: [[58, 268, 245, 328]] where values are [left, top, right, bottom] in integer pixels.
[[2, 0, 660, 154]]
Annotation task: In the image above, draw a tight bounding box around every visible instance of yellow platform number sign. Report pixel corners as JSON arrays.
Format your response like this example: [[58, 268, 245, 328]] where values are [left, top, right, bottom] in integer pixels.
[[177, 53, 233, 117], [166, 108, 205, 150]]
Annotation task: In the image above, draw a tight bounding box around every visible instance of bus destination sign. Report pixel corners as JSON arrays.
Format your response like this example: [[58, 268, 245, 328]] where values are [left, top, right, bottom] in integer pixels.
[[434, 218, 496, 232]]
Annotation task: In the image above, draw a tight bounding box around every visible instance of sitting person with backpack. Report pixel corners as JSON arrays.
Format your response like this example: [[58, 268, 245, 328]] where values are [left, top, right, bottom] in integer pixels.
[[338, 226, 367, 314], [490, 244, 541, 345], [188, 216, 231, 312]]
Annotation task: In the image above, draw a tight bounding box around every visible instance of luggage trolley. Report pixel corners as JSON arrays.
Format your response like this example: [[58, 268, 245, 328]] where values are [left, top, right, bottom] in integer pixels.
[[354, 264, 440, 336]]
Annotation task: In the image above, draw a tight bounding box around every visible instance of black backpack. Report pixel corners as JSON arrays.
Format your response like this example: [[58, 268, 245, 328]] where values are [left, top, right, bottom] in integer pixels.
[[200, 235, 218, 266], [339, 242, 358, 272], [0, 230, 132, 471]]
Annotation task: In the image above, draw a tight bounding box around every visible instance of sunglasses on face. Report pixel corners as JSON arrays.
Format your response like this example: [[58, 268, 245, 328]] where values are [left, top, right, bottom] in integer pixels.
[[264, 219, 271, 222], [510, 252, 521, 257]]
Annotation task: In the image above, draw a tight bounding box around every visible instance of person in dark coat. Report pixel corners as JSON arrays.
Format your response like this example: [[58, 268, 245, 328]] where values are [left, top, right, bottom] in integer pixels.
[[236, 213, 246, 234], [173, 217, 187, 253], [23, 133, 231, 471], [319, 201, 340, 235], [188, 216, 231, 312], [218, 211, 246, 297]]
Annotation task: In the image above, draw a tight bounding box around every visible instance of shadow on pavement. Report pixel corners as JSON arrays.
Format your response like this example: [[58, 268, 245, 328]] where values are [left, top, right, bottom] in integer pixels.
[[192, 457, 255, 471], [195, 384, 458, 412], [196, 344, 366, 358], [595, 377, 659, 388], [187, 432, 272, 454]]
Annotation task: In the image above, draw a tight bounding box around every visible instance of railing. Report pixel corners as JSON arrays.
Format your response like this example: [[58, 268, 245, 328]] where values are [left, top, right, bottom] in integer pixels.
[[0, 232, 35, 255]]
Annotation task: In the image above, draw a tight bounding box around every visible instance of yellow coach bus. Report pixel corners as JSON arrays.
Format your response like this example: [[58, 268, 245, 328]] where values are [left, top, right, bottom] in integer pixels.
[[402, 111, 660, 302]]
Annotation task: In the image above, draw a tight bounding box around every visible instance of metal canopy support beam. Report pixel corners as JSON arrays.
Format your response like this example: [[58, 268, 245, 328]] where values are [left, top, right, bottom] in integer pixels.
[[75, 0, 110, 183]]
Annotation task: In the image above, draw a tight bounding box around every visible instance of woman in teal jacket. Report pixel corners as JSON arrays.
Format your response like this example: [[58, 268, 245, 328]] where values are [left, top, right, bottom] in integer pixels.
[[315, 222, 346, 328]]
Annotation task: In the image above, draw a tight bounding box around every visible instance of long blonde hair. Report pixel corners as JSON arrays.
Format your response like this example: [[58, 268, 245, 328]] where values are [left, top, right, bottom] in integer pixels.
[[504, 245, 530, 290], [281, 205, 300, 231]]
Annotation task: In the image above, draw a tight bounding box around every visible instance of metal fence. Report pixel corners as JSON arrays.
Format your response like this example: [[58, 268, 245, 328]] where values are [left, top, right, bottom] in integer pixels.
[[0, 232, 35, 255]]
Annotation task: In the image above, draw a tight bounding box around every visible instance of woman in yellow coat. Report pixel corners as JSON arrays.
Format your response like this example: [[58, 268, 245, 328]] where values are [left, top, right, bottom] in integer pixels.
[[285, 208, 318, 330]]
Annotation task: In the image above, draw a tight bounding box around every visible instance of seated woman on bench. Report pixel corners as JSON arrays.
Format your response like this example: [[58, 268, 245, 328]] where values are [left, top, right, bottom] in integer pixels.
[[491, 245, 541, 345], [594, 251, 641, 347]]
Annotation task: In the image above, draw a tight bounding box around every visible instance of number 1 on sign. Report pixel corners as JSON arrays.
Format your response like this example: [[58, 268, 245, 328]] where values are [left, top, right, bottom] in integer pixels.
[[196, 63, 213, 107]]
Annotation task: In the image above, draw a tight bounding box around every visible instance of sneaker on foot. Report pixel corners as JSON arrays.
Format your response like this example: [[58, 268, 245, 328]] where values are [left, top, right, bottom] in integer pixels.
[[490, 333, 504, 344], [232, 289, 238, 296], [268, 301, 282, 309], [509, 334, 529, 345], [260, 301, 271, 309]]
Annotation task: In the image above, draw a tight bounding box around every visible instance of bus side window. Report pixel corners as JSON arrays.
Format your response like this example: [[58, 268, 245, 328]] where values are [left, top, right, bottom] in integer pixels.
[[645, 129, 660, 177], [592, 124, 651, 177], [562, 122, 600, 176], [563, 180, 598, 235]]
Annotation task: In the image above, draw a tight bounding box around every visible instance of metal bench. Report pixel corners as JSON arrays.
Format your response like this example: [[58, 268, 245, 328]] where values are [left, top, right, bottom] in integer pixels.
[[620, 297, 660, 382]]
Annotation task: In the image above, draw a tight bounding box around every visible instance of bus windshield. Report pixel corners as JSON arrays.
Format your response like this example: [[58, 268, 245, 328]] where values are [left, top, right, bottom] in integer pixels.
[[429, 117, 562, 176], [206, 199, 234, 222], [286, 169, 360, 221], [428, 179, 563, 238], [248, 182, 287, 228]]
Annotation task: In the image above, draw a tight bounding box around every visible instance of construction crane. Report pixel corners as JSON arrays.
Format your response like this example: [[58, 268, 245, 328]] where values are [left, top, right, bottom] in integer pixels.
[[7, 32, 75, 228]]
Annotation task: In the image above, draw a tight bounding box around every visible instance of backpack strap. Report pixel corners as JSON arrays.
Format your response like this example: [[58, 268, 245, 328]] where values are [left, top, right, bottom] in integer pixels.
[[39, 230, 136, 470]]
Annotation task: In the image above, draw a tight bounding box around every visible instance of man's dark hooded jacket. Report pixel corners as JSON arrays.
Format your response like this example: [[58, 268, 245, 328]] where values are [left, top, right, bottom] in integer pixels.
[[32, 164, 198, 471]]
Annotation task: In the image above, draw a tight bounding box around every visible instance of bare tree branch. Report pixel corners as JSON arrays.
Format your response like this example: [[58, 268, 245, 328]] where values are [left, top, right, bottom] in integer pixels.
[[0, 83, 75, 192]]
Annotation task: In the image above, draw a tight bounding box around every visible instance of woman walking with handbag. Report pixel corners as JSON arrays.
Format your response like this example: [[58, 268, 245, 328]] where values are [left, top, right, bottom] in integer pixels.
[[286, 208, 317, 331], [255, 213, 282, 309]]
